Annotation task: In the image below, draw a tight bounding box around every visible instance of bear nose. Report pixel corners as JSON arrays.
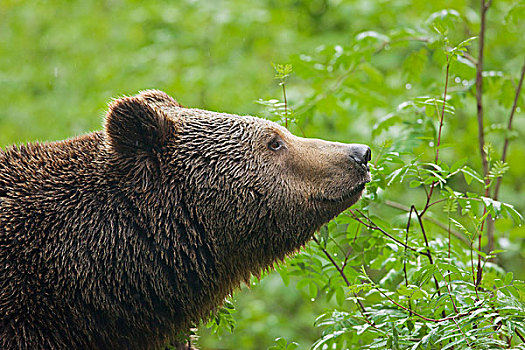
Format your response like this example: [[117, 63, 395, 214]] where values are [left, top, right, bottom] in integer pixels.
[[348, 144, 371, 166]]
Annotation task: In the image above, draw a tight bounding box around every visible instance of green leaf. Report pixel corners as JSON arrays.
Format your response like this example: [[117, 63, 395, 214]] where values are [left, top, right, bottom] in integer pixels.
[[461, 166, 484, 185], [336, 286, 345, 306], [372, 113, 402, 137], [409, 180, 421, 188], [272, 63, 293, 80], [505, 272, 514, 285], [309, 282, 318, 299]]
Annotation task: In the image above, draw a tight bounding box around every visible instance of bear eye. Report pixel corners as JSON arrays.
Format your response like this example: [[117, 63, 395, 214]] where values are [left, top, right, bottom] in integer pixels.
[[268, 138, 284, 152]]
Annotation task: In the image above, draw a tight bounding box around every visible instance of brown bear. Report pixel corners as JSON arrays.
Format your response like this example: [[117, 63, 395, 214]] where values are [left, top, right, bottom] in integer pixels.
[[0, 90, 371, 349]]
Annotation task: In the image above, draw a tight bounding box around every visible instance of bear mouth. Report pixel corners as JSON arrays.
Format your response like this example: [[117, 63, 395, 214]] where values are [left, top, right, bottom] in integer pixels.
[[314, 178, 370, 204]]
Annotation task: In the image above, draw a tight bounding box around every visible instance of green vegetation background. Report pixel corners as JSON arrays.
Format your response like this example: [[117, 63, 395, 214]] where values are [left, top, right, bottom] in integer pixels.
[[1, 0, 523, 349]]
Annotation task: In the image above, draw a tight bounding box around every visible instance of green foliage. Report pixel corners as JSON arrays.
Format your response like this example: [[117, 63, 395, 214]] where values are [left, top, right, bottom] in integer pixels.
[[205, 300, 236, 337], [269, 337, 299, 350], [246, 1, 525, 349], [2, 0, 524, 349]]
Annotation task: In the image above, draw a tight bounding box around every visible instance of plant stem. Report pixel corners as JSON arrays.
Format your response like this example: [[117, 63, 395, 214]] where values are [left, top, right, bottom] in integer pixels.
[[410, 206, 441, 295], [435, 55, 450, 165], [516, 329, 525, 343], [404, 208, 412, 314], [475, 0, 490, 181], [453, 318, 472, 347], [349, 210, 430, 258], [373, 286, 474, 323], [475, 0, 491, 288], [493, 59, 525, 201], [420, 57, 451, 218], [448, 218, 452, 281], [312, 236, 375, 327], [281, 82, 288, 128], [384, 200, 469, 245]]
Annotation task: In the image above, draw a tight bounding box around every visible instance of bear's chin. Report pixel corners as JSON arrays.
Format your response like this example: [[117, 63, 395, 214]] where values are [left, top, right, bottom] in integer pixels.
[[314, 178, 369, 204], [337, 182, 367, 208]]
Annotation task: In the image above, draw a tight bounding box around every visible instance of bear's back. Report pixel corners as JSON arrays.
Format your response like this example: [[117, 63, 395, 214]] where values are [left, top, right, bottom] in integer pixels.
[[0, 132, 111, 349]]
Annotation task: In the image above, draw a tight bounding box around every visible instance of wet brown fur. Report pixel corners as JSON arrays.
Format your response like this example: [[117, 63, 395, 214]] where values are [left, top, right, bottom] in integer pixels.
[[0, 90, 370, 349]]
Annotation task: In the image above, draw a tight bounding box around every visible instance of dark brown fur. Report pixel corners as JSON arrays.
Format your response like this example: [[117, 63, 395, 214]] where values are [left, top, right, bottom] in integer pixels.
[[0, 90, 371, 349]]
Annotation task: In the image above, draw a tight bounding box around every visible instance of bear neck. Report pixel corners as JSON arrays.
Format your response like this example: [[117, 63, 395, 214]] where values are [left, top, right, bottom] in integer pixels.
[[112, 170, 319, 328]]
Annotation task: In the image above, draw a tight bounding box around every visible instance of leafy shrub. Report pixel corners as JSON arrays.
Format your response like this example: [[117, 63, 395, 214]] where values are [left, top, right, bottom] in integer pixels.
[[207, 1, 525, 349]]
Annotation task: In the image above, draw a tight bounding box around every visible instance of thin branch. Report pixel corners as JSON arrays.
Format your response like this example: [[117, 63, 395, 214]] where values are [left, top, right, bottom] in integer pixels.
[[373, 286, 474, 323], [435, 55, 450, 165], [516, 329, 525, 344], [384, 200, 469, 245], [411, 206, 444, 304], [374, 36, 430, 55], [281, 82, 288, 128], [404, 207, 413, 314], [493, 59, 525, 201], [413, 206, 435, 266], [420, 57, 451, 218], [475, 0, 490, 180], [349, 210, 430, 258], [312, 236, 376, 327], [453, 318, 472, 347], [463, 52, 478, 66], [470, 239, 481, 300], [313, 237, 351, 287], [475, 0, 491, 288], [435, 266, 459, 314]]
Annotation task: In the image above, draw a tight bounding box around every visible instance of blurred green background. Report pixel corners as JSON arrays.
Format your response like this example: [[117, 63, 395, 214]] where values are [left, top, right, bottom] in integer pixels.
[[1, 0, 523, 349]]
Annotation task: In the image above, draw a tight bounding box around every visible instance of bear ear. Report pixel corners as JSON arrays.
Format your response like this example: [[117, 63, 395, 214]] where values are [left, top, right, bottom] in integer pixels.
[[104, 94, 175, 156], [137, 89, 182, 109]]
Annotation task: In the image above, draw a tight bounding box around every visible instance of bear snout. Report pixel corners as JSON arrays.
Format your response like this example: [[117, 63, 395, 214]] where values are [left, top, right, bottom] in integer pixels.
[[347, 144, 371, 169]]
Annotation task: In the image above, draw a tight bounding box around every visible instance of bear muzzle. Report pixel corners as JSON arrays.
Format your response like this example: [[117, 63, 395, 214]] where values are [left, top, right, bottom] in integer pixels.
[[347, 144, 371, 171]]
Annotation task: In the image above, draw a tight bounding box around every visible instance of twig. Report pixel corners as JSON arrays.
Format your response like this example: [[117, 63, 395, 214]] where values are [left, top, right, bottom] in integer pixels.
[[487, 60, 525, 258], [412, 206, 435, 266], [411, 206, 444, 302], [349, 210, 429, 258], [312, 236, 376, 327], [475, 0, 490, 180], [493, 59, 525, 201], [474, 0, 491, 289], [313, 236, 352, 287], [470, 239, 481, 300], [384, 200, 469, 245], [354, 209, 445, 305], [282, 82, 288, 128], [404, 207, 413, 314], [420, 56, 451, 218], [447, 217, 453, 284], [435, 266, 459, 314], [435, 55, 450, 165], [453, 318, 472, 347], [516, 329, 525, 343], [374, 36, 430, 55], [463, 52, 478, 66], [373, 286, 474, 323]]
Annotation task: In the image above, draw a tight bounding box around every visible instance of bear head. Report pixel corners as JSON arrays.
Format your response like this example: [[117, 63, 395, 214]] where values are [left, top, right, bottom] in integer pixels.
[[104, 89, 370, 296]]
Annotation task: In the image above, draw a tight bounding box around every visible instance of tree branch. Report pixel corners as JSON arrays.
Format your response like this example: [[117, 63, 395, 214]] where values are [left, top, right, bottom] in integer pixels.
[[516, 329, 525, 344], [475, 0, 490, 181], [312, 236, 376, 327], [384, 200, 469, 245], [493, 59, 525, 201], [420, 57, 451, 218], [475, 0, 491, 288], [373, 286, 475, 323], [349, 210, 430, 259]]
